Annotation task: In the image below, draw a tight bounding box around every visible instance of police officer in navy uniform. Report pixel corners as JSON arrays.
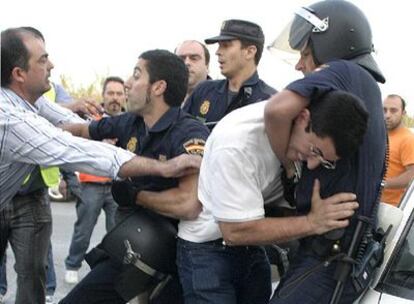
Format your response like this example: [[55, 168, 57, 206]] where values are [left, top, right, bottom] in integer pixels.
[[265, 1, 386, 303], [183, 19, 276, 128], [59, 49, 209, 304]]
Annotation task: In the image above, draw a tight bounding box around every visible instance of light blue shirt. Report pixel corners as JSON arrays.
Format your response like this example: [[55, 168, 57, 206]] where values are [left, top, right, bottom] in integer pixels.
[[0, 88, 134, 209]]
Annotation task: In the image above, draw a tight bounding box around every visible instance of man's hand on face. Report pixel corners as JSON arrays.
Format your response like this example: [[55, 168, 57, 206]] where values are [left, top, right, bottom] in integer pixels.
[[161, 154, 202, 178], [306, 179, 359, 235]]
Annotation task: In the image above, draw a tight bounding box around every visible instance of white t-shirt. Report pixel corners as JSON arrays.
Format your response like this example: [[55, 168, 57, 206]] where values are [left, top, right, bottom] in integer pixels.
[[178, 101, 284, 242]]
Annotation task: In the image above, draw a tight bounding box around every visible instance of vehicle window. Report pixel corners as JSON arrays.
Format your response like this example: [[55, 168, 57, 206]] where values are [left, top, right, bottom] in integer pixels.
[[380, 216, 414, 300]]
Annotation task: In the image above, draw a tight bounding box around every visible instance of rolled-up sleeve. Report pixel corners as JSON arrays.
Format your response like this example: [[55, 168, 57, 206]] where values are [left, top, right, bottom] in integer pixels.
[[1, 109, 134, 179], [35, 96, 85, 125]]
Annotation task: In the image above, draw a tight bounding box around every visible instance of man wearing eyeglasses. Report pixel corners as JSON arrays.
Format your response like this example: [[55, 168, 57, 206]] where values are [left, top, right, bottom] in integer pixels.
[[264, 1, 386, 303], [177, 90, 367, 304]]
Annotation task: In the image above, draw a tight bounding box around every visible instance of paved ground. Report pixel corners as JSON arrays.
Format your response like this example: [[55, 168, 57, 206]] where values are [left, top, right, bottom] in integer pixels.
[[1, 200, 107, 303]]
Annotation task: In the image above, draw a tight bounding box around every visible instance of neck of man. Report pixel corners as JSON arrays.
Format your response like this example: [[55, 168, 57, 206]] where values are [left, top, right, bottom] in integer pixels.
[[389, 121, 404, 132], [185, 87, 195, 101], [142, 97, 170, 129], [227, 64, 257, 93], [8, 83, 40, 105]]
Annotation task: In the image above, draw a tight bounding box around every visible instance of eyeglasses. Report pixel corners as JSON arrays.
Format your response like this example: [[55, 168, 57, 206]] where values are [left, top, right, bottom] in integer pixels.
[[310, 145, 337, 170]]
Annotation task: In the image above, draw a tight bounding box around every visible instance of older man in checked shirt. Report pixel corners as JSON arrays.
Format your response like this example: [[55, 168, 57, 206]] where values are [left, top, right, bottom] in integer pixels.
[[0, 27, 200, 304]]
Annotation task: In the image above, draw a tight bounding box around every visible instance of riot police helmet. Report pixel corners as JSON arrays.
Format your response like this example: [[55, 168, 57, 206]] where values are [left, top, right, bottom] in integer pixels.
[[268, 0, 385, 83]]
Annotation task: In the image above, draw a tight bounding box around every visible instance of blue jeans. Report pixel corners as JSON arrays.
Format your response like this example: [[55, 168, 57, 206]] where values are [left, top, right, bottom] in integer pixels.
[[177, 238, 271, 304], [0, 242, 56, 296], [0, 190, 52, 304], [65, 183, 117, 270], [270, 250, 363, 304]]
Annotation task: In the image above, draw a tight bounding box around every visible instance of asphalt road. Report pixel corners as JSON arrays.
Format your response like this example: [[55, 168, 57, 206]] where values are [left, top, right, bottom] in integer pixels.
[[1, 200, 107, 303]]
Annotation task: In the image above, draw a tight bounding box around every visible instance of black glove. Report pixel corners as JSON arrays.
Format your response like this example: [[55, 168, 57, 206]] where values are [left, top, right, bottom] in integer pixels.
[[280, 167, 297, 206], [111, 180, 140, 207]]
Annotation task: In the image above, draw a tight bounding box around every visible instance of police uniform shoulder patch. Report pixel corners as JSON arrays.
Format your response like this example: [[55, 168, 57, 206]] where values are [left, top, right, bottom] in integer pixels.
[[183, 138, 206, 157], [127, 137, 138, 152], [199, 100, 210, 116]]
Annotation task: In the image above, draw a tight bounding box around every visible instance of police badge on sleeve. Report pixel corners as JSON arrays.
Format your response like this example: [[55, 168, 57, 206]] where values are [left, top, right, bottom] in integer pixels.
[[183, 139, 205, 157]]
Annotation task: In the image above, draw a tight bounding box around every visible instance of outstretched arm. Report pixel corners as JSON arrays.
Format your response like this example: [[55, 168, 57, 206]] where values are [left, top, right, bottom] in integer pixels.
[[61, 122, 91, 138], [219, 179, 358, 246], [118, 154, 202, 179]]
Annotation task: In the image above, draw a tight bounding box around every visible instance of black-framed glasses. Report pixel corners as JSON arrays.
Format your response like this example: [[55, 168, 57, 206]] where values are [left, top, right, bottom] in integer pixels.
[[310, 145, 336, 170]]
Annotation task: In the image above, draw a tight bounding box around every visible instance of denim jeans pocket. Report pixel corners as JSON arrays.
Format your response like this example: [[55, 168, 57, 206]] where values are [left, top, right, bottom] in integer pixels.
[[31, 191, 52, 223]]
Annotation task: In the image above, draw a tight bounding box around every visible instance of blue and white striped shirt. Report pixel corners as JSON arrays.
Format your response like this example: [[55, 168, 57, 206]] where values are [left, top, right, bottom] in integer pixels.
[[0, 88, 134, 209]]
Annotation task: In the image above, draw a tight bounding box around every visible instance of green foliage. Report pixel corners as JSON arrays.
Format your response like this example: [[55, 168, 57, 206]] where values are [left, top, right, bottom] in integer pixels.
[[404, 115, 414, 128], [60, 74, 105, 102]]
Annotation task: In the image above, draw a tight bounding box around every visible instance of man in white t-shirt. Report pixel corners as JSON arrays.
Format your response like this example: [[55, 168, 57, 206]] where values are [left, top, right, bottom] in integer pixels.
[[177, 90, 368, 304]]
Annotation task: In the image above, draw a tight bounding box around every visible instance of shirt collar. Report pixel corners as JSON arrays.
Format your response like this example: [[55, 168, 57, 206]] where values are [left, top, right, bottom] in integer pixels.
[[148, 107, 181, 133], [1, 87, 42, 113], [218, 71, 260, 93]]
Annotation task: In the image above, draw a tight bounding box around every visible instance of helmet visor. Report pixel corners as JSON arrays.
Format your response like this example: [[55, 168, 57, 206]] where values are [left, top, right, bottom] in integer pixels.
[[268, 7, 328, 54]]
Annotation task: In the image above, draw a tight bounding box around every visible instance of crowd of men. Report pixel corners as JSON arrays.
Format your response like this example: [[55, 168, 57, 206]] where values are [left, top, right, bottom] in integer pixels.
[[1, 0, 413, 304]]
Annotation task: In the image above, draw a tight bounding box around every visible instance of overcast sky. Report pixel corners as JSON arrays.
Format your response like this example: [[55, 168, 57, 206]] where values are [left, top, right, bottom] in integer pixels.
[[2, 0, 412, 114]]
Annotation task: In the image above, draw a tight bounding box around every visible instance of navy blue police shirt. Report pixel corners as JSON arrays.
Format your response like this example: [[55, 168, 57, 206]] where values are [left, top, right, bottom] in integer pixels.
[[288, 60, 386, 220], [183, 71, 276, 128], [88, 107, 209, 194]]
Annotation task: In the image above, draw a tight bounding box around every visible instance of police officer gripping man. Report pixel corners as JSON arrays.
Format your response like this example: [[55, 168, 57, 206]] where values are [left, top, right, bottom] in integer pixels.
[[265, 1, 386, 303], [183, 19, 276, 129], [59, 50, 209, 304]]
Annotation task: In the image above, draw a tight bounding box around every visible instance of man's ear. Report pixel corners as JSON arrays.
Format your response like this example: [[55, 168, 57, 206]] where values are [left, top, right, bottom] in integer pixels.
[[294, 108, 311, 125], [152, 80, 167, 96], [245, 45, 257, 61], [11, 67, 26, 84]]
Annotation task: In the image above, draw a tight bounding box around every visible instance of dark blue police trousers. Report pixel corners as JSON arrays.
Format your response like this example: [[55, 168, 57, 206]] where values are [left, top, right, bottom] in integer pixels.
[[270, 252, 364, 304]]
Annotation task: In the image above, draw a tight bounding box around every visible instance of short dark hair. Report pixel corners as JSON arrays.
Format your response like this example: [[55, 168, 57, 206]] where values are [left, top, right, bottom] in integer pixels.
[[1, 27, 44, 87], [308, 90, 368, 158], [139, 49, 188, 107], [240, 39, 264, 65], [102, 76, 124, 95], [387, 94, 406, 111]]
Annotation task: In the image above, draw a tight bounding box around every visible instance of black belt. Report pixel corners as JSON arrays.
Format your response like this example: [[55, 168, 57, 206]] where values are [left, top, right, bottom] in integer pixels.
[[207, 238, 259, 251]]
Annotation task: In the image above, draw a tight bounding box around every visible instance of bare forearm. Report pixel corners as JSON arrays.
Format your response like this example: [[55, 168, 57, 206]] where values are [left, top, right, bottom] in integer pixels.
[[133, 174, 200, 220], [386, 169, 414, 189], [61, 123, 90, 138], [264, 105, 291, 166], [137, 190, 201, 220], [220, 181, 358, 246], [220, 216, 315, 246], [118, 157, 165, 178], [264, 90, 308, 167]]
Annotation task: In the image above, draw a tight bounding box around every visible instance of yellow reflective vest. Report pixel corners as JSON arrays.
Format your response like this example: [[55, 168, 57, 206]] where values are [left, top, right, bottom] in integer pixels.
[[23, 84, 61, 187]]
